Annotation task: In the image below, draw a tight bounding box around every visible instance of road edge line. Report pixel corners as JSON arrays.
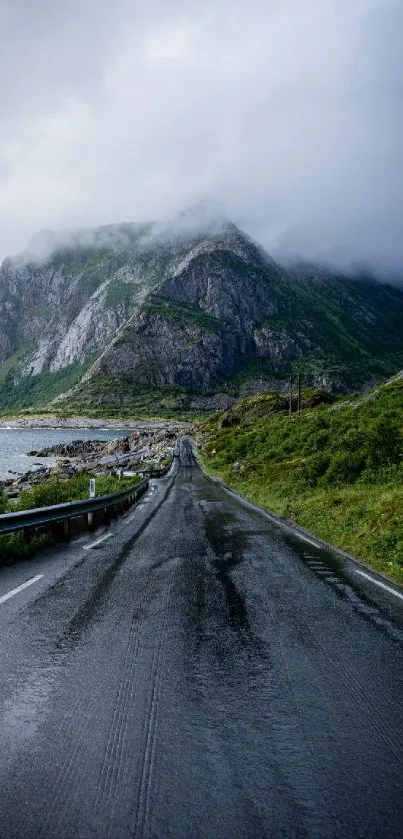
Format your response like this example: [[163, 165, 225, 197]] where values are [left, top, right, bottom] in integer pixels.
[[193, 445, 403, 603]]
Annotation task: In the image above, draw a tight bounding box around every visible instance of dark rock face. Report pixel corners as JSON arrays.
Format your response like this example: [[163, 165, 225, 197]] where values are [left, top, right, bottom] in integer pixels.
[[27, 439, 108, 458], [85, 227, 403, 392], [85, 229, 316, 390], [28, 425, 187, 464]]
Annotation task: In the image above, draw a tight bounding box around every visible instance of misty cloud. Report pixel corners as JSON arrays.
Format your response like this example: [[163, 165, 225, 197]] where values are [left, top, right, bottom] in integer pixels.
[[0, 0, 402, 274]]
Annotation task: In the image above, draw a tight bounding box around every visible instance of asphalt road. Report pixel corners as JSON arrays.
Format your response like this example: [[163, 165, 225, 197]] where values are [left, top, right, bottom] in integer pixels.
[[0, 438, 402, 839]]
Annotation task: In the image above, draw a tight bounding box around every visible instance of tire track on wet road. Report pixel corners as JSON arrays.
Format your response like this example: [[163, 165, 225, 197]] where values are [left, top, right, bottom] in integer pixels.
[[0, 439, 402, 839]]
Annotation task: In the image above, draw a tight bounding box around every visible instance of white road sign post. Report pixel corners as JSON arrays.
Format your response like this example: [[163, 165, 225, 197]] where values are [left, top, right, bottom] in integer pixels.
[[88, 479, 96, 529]]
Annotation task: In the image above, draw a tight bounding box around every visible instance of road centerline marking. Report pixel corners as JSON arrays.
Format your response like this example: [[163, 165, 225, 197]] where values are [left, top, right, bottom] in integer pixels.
[[353, 568, 403, 601], [83, 534, 112, 551], [0, 574, 44, 606]]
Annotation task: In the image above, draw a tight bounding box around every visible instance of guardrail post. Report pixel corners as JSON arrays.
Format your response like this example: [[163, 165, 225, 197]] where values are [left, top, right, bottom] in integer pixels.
[[87, 512, 94, 530]]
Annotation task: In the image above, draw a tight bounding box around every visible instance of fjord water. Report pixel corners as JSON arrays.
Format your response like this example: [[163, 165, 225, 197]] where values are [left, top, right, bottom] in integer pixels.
[[0, 428, 131, 479]]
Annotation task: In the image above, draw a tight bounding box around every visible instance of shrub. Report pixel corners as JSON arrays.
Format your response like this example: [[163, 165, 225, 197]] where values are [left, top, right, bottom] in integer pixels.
[[301, 453, 331, 487], [322, 450, 366, 485], [16, 471, 139, 511], [0, 488, 8, 514], [0, 532, 54, 562], [365, 419, 402, 471]]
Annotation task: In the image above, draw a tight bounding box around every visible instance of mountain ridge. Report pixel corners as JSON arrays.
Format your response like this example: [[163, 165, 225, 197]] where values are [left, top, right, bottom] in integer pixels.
[[1, 220, 403, 415]]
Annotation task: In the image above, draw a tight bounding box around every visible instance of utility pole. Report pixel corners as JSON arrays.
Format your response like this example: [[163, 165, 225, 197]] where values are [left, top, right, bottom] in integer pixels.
[[297, 373, 301, 416], [289, 371, 293, 417]]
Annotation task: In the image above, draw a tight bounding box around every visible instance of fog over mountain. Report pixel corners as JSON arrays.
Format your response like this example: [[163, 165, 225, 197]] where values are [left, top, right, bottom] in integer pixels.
[[1, 1, 402, 274]]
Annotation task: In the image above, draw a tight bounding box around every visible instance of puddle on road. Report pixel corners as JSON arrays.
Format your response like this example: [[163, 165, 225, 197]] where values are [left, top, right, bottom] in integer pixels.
[[203, 509, 250, 633], [1, 660, 62, 751]]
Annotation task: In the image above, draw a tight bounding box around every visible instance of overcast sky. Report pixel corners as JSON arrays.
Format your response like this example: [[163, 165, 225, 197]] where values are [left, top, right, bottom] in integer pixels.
[[1, 0, 402, 273]]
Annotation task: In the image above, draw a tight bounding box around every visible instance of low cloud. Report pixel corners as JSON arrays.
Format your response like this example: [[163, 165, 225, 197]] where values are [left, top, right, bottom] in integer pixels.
[[1, 0, 402, 275]]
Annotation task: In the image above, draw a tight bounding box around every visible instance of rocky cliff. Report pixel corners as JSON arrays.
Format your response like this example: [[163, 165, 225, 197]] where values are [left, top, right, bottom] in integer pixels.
[[1, 219, 403, 413]]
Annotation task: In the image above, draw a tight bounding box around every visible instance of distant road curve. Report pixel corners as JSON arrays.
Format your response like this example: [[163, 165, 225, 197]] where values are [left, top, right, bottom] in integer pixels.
[[0, 437, 402, 839]]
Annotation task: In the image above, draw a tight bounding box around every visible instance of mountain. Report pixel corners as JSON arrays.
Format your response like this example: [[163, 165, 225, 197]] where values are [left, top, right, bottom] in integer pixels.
[[1, 220, 403, 415]]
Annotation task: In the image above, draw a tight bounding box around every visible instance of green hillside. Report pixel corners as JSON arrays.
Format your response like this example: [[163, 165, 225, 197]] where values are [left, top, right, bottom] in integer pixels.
[[198, 376, 403, 584]]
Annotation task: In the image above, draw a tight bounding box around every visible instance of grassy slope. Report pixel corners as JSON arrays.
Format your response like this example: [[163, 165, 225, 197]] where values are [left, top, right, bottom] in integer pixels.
[[0, 364, 87, 414], [49, 378, 205, 421], [197, 380, 403, 585]]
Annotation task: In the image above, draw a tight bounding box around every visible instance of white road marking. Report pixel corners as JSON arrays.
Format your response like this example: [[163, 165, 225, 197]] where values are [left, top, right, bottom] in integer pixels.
[[0, 574, 44, 606], [299, 534, 321, 549], [353, 568, 403, 602], [83, 533, 112, 551], [211, 466, 403, 604]]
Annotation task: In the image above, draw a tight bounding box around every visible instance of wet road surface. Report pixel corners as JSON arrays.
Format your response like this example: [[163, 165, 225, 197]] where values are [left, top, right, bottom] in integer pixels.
[[0, 439, 402, 838]]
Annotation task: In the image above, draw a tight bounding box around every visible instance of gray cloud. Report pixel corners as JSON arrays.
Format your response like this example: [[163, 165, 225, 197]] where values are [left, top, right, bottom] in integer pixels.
[[0, 0, 402, 274]]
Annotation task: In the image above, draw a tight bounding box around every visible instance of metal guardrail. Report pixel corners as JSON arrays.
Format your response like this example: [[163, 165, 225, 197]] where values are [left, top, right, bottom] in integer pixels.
[[0, 478, 149, 536], [124, 467, 171, 477], [0, 461, 173, 542]]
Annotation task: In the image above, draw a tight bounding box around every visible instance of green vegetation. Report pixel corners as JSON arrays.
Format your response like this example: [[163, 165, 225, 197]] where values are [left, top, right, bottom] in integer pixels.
[[222, 359, 286, 393], [0, 364, 87, 413], [198, 379, 403, 584], [0, 472, 140, 563], [16, 471, 138, 510], [0, 487, 7, 515], [48, 245, 114, 275], [104, 279, 139, 309], [0, 344, 35, 381], [213, 249, 403, 374], [278, 275, 403, 366], [51, 376, 207, 420], [145, 297, 220, 333], [0, 531, 55, 562]]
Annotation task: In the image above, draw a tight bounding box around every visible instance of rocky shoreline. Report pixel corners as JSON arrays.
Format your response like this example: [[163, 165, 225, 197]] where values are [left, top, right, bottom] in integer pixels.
[[0, 416, 191, 430], [1, 421, 193, 501]]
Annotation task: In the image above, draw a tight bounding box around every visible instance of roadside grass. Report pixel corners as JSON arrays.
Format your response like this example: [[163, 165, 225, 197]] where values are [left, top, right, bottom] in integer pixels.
[[15, 472, 138, 511], [0, 472, 140, 563], [0, 531, 55, 563], [198, 380, 403, 585]]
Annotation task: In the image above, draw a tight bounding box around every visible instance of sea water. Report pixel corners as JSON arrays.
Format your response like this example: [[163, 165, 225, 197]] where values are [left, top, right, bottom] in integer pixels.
[[0, 428, 132, 480]]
